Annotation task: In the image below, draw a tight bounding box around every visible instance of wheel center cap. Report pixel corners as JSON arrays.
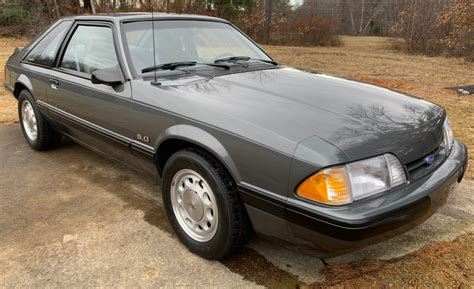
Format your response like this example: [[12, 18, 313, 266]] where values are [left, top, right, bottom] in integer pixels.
[[182, 189, 204, 221]]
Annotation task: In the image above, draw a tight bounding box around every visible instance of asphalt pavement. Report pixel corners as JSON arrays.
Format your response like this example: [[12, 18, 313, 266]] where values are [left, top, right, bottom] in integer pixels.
[[0, 124, 473, 287]]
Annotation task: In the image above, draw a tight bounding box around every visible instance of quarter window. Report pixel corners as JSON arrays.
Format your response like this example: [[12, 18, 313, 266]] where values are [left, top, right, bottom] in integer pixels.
[[25, 21, 71, 67], [60, 25, 119, 75]]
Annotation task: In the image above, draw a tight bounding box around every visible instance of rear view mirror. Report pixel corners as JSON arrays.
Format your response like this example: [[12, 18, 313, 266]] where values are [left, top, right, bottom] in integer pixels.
[[91, 65, 125, 86]]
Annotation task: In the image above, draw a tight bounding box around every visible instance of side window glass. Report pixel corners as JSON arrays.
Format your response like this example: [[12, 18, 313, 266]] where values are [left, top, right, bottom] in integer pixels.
[[25, 21, 71, 67], [60, 25, 119, 75]]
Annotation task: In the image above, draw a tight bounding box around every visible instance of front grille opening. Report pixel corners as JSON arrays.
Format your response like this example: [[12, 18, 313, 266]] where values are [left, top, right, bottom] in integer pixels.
[[403, 128, 449, 181], [406, 147, 441, 173], [405, 143, 448, 180]]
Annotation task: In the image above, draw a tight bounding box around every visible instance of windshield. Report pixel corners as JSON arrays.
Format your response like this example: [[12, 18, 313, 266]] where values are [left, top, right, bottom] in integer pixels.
[[123, 20, 271, 75]]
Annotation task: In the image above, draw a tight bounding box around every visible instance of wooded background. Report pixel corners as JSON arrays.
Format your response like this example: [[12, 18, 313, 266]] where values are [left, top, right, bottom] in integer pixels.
[[0, 0, 472, 60]]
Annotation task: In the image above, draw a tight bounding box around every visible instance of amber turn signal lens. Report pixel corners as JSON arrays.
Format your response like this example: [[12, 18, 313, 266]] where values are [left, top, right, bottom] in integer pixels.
[[296, 166, 352, 205]]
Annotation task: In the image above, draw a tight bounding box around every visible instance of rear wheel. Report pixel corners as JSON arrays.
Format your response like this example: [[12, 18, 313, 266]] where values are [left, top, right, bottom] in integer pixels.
[[162, 148, 251, 259], [18, 90, 61, 150]]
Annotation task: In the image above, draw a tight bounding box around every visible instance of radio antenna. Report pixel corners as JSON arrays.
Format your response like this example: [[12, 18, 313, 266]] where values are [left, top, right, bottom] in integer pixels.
[[150, 2, 160, 86]]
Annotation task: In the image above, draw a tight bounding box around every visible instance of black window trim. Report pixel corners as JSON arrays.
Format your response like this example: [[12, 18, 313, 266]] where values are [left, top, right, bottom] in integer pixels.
[[53, 20, 128, 82], [21, 20, 73, 69]]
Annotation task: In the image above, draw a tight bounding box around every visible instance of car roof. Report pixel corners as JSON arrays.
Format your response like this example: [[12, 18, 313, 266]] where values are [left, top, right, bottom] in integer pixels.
[[63, 13, 229, 23]]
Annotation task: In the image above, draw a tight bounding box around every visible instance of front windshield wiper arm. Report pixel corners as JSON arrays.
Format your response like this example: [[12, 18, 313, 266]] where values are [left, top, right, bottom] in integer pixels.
[[214, 56, 278, 66], [141, 61, 230, 73], [142, 61, 197, 73]]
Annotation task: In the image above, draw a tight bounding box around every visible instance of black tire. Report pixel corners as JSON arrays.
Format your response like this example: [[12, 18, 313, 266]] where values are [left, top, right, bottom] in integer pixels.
[[162, 148, 251, 259], [18, 90, 61, 150]]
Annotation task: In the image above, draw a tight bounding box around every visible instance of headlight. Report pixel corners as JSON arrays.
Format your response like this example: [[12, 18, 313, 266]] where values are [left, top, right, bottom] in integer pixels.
[[296, 154, 407, 206], [443, 116, 453, 152]]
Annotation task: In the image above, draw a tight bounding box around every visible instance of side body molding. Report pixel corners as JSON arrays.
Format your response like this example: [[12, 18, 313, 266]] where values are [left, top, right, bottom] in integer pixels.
[[155, 124, 242, 182]]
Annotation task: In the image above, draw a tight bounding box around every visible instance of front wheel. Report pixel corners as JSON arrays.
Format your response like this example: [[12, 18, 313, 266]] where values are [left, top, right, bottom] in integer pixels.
[[162, 149, 251, 259]]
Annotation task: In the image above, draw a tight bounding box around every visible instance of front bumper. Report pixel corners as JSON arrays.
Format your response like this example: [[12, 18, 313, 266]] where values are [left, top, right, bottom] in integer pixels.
[[245, 140, 468, 256]]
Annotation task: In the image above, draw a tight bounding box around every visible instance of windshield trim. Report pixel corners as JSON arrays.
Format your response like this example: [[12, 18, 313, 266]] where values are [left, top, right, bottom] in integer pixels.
[[119, 19, 274, 80]]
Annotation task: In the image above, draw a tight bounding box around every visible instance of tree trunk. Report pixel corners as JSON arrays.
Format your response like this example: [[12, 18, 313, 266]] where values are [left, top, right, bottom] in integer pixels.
[[350, 9, 355, 34], [91, 0, 96, 14], [265, 0, 273, 44], [362, 3, 383, 34], [359, 0, 365, 34], [52, 0, 60, 18], [84, 0, 92, 11]]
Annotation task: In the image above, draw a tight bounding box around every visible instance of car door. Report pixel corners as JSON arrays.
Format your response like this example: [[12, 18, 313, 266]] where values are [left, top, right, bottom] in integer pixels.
[[45, 21, 134, 163]]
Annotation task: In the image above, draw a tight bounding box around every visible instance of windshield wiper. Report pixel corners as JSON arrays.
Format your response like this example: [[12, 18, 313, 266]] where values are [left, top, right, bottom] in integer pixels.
[[141, 61, 230, 73], [214, 56, 278, 66], [142, 61, 196, 73]]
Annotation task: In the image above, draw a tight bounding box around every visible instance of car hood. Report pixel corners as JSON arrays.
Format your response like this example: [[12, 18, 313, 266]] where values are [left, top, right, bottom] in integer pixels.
[[144, 67, 445, 164]]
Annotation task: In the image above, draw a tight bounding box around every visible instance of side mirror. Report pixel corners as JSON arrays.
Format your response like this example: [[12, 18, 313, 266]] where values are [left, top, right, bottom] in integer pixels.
[[91, 65, 125, 86]]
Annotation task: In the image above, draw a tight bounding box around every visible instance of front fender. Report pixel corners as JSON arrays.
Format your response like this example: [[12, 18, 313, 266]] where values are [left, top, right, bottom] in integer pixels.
[[289, 135, 349, 194], [156, 124, 241, 182]]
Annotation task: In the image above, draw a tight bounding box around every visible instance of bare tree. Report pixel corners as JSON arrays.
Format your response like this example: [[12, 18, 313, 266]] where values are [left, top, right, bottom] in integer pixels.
[[91, 0, 96, 14], [265, 0, 273, 44]]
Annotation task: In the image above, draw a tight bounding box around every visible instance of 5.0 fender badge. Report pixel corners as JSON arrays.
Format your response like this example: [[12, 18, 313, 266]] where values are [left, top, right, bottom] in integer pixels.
[[136, 134, 150, 143]]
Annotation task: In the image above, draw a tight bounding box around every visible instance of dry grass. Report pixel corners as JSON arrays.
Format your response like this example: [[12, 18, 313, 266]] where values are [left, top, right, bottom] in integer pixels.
[[0, 37, 28, 125], [306, 233, 474, 288], [265, 36, 473, 180]]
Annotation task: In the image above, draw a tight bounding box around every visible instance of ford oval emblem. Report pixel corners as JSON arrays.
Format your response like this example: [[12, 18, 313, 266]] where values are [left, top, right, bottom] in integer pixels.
[[425, 154, 435, 166]]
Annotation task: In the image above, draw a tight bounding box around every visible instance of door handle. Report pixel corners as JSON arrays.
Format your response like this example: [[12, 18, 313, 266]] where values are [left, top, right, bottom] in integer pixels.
[[50, 79, 59, 90]]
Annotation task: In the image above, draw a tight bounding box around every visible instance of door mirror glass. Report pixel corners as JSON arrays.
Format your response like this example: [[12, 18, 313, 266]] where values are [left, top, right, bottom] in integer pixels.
[[91, 65, 125, 86]]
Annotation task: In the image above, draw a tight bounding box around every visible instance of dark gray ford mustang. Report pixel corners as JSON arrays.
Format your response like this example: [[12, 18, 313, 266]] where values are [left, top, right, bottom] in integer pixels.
[[4, 13, 468, 259]]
